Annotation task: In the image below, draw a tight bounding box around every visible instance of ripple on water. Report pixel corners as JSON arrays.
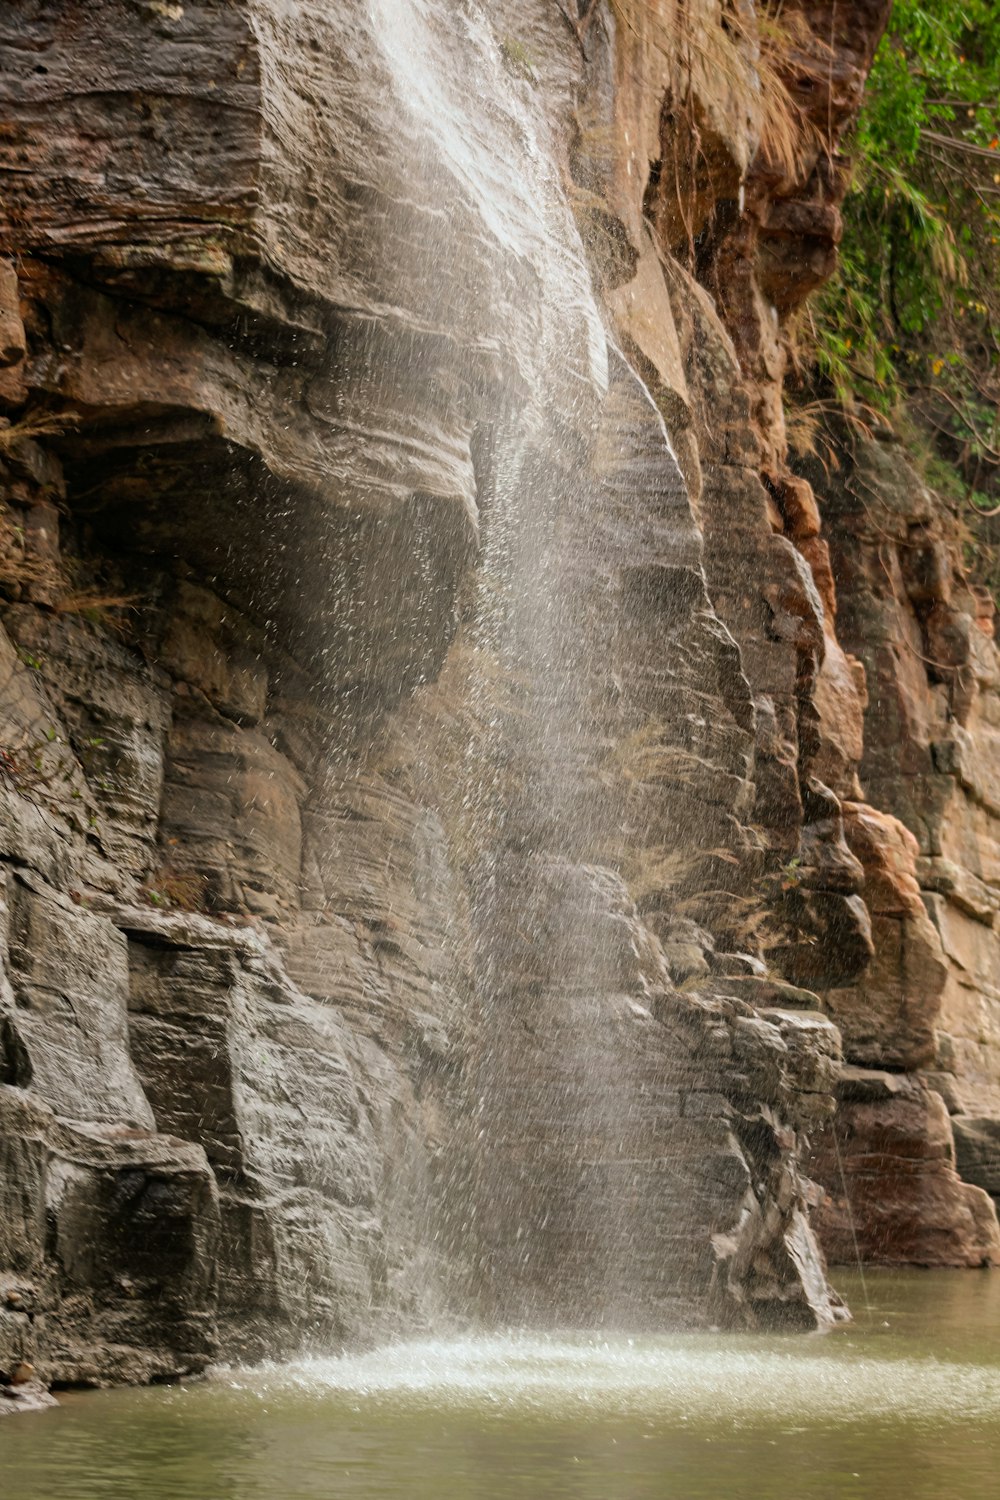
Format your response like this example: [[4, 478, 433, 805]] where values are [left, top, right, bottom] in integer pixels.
[[213, 1332, 1000, 1425]]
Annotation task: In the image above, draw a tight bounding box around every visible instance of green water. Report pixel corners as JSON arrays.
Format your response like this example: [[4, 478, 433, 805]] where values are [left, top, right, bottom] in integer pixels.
[[4, 1271, 1000, 1500]]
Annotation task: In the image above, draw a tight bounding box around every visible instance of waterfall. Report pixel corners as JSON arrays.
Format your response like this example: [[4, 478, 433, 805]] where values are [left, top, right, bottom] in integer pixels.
[[0, 0, 848, 1395], [349, 0, 778, 1328]]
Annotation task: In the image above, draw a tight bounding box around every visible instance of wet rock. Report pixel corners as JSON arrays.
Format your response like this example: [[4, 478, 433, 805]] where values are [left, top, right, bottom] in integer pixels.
[[713, 950, 766, 974], [835, 1064, 913, 1103], [4, 874, 154, 1127], [717, 975, 822, 1010], [0, 0, 929, 1363], [0, 262, 26, 370], [775, 890, 875, 991], [776, 476, 822, 541], [809, 1086, 1000, 1268], [952, 1117, 1000, 1202], [819, 804, 948, 1070], [0, 260, 27, 411], [0, 1082, 220, 1384], [661, 918, 715, 984], [802, 425, 1000, 1260], [0, 1377, 57, 1416]]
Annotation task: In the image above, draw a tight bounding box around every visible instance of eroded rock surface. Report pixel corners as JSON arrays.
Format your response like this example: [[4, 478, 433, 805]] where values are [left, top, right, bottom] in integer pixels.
[[0, 0, 995, 1393], [810, 1068, 1000, 1267], [799, 428, 1000, 1266]]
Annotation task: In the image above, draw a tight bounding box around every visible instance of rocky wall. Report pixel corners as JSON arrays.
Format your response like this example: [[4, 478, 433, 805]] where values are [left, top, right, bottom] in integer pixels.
[[0, 0, 995, 1402], [799, 427, 1000, 1266]]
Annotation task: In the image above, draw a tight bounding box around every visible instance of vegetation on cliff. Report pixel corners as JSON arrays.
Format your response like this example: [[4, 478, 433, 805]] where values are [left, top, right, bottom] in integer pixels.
[[809, 0, 1000, 568]]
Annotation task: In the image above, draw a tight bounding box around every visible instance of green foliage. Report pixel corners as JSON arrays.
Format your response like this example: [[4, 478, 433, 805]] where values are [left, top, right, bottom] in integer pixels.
[[812, 0, 1000, 435], [801, 0, 1000, 601]]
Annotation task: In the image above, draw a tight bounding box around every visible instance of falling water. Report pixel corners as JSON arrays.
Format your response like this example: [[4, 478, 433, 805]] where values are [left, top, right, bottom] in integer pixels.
[[332, 0, 768, 1331], [3, 6, 999, 1481]]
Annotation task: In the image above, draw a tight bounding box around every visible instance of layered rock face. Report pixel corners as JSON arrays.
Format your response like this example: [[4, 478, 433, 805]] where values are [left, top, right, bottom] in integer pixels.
[[0, 0, 996, 1394], [801, 429, 1000, 1265]]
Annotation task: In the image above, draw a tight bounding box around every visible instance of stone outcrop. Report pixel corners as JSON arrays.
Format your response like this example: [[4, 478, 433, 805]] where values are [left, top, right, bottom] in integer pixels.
[[809, 1067, 1000, 1268], [0, 0, 997, 1396], [799, 427, 1000, 1265]]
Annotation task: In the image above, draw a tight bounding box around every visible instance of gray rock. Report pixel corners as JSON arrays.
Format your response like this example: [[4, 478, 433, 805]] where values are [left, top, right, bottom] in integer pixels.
[[0, 0, 925, 1378], [953, 1117, 1000, 1199]]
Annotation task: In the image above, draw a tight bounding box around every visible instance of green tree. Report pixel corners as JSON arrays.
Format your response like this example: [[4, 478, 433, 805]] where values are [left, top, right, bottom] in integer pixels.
[[810, 0, 1000, 522]]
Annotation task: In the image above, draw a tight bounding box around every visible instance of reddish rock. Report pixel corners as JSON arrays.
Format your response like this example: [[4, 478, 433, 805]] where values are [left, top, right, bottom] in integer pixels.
[[810, 1082, 1000, 1267], [818, 805, 947, 1070], [778, 475, 822, 540], [802, 426, 1000, 1262], [1, 0, 989, 1376]]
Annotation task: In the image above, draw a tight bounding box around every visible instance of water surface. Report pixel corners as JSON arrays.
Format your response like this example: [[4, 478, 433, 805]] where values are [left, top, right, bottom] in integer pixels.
[[4, 1271, 1000, 1499]]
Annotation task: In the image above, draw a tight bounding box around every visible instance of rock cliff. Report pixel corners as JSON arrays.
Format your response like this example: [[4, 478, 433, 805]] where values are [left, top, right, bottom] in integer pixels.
[[802, 424, 1000, 1265], [0, 0, 998, 1396]]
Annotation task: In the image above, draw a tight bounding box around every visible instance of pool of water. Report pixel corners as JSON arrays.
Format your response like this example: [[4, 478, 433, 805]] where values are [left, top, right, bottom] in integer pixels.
[[4, 1271, 1000, 1499]]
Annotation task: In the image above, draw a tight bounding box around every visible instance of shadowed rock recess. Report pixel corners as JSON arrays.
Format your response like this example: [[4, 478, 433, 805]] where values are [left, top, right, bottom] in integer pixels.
[[0, 0, 997, 1395]]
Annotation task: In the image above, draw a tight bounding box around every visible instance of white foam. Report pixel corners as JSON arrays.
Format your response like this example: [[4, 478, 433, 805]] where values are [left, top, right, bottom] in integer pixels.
[[215, 1332, 1000, 1425]]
